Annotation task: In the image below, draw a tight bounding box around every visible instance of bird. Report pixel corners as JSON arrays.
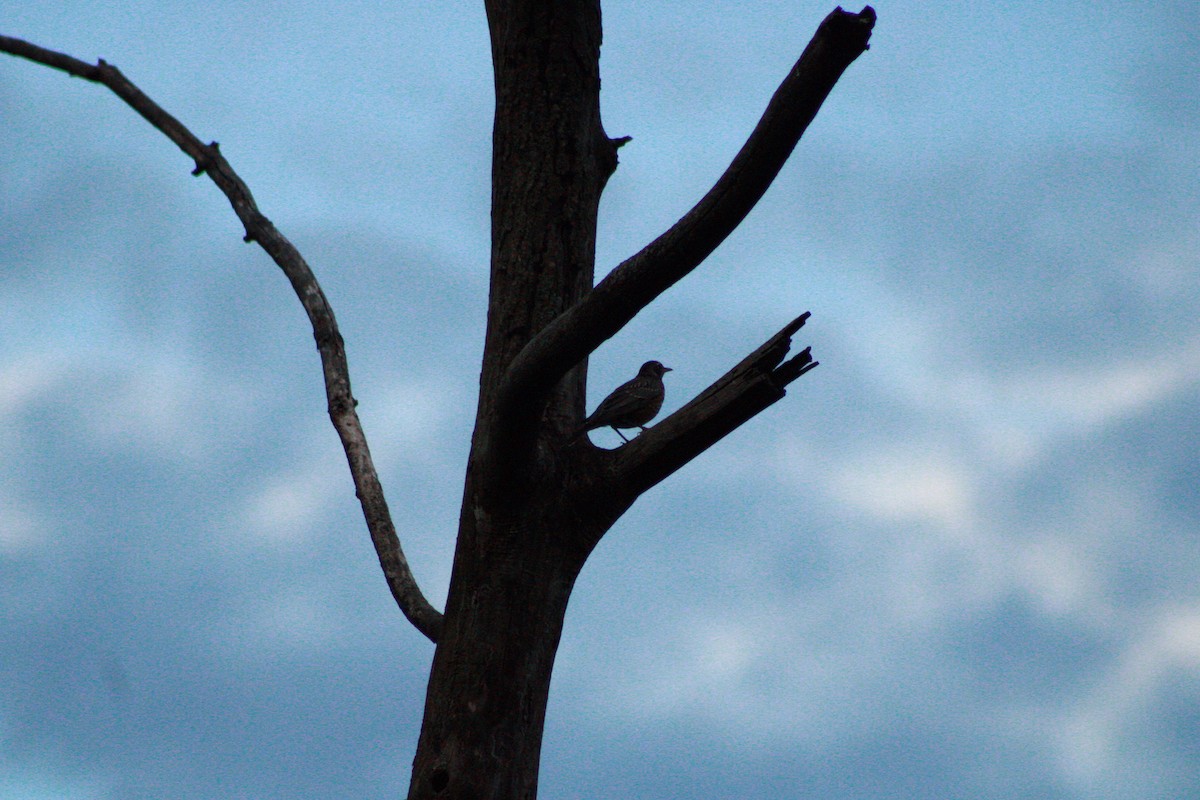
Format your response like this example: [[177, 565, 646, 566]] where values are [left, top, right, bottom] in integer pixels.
[[570, 360, 672, 443]]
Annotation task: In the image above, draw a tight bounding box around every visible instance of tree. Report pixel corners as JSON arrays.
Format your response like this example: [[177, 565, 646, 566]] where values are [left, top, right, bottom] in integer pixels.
[[1, 4, 874, 798]]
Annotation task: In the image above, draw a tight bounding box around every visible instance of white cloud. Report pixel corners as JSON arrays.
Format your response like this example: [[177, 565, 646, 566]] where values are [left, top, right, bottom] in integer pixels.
[[239, 467, 334, 543], [1016, 537, 1103, 619], [828, 448, 978, 532], [838, 307, 1200, 476], [581, 609, 804, 732], [921, 335, 1200, 479], [1003, 336, 1200, 437], [234, 438, 345, 545], [0, 497, 44, 554], [0, 767, 108, 800], [0, 355, 70, 554], [1054, 604, 1200, 791], [363, 375, 464, 460], [72, 352, 254, 464], [0, 345, 257, 465], [0, 353, 71, 418]]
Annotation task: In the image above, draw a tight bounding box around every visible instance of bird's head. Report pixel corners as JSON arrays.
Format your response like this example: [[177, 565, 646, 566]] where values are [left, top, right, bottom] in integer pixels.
[[639, 360, 672, 378]]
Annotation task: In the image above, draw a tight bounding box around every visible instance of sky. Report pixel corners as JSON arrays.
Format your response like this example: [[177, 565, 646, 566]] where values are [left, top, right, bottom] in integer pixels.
[[2, 2, 1198, 798]]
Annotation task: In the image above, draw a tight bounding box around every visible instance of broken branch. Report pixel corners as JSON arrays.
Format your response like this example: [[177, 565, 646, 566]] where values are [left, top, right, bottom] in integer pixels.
[[612, 312, 819, 497]]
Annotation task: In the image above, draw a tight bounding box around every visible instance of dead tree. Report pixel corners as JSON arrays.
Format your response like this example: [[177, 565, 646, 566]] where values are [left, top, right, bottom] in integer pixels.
[[1, 4, 874, 798]]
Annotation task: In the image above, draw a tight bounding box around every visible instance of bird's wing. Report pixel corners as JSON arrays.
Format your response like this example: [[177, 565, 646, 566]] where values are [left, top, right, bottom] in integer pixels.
[[592, 378, 650, 415]]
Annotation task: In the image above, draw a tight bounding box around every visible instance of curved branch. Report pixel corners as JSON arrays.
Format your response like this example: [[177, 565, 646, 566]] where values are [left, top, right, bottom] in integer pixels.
[[0, 35, 444, 642], [493, 6, 873, 429]]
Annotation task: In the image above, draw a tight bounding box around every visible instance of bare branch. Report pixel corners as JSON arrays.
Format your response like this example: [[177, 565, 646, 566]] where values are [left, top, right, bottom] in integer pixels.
[[0, 35, 444, 642], [493, 6, 873, 429], [609, 313, 818, 498]]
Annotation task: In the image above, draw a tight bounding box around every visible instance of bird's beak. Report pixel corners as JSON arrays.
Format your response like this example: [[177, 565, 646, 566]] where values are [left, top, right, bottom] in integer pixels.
[[663, 366, 673, 372]]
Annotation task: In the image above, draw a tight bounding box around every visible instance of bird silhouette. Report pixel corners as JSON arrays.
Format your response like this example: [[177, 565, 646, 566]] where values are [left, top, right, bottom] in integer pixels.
[[570, 360, 671, 443]]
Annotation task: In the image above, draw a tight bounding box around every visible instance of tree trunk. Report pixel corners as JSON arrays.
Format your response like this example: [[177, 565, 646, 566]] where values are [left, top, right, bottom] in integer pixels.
[[407, 2, 615, 798], [406, 500, 608, 800]]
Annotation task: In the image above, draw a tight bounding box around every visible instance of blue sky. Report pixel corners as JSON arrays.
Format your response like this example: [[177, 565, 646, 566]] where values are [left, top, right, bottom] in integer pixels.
[[2, 2, 1199, 798]]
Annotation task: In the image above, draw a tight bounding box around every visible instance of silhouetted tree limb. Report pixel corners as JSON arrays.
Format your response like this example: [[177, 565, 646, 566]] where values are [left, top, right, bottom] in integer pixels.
[[491, 6, 875, 468], [0, 34, 444, 643]]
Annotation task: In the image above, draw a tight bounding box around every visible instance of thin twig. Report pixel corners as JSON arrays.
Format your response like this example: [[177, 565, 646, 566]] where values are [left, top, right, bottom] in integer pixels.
[[0, 34, 444, 642]]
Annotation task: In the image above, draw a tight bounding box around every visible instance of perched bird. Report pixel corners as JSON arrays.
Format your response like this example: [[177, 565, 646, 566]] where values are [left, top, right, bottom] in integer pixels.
[[570, 360, 672, 443]]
